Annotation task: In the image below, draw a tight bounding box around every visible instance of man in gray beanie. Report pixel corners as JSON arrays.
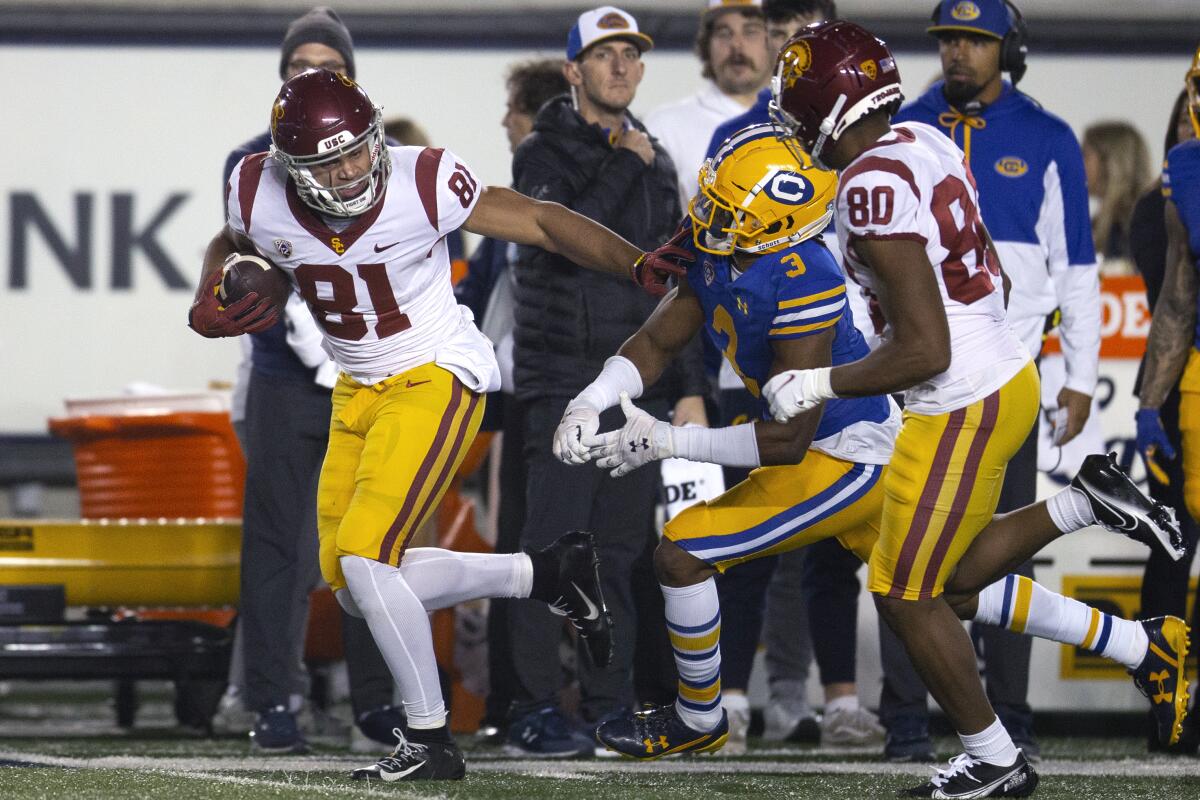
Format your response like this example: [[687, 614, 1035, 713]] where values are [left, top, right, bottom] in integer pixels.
[[215, 5, 398, 756], [278, 6, 356, 81]]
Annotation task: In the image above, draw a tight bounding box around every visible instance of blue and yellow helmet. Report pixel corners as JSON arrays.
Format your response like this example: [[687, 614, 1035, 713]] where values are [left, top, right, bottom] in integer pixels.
[[689, 124, 836, 256]]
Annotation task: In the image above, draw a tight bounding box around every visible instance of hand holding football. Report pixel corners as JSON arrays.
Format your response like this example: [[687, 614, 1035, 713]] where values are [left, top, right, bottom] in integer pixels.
[[218, 253, 291, 311]]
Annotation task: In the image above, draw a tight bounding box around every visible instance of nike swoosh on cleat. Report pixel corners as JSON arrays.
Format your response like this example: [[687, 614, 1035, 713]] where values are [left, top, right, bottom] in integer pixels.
[[382, 761, 426, 781], [570, 581, 601, 621]]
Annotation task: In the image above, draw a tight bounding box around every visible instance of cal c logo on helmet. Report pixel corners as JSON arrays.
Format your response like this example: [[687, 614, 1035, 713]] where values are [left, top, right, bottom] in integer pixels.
[[318, 130, 355, 153], [761, 171, 814, 205], [994, 157, 1029, 178], [860, 60, 878, 80], [951, 1, 982, 21], [597, 11, 630, 29], [780, 41, 813, 89]]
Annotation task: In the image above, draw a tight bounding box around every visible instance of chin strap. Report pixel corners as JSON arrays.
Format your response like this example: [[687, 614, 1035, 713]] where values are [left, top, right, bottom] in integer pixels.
[[809, 93, 848, 168]]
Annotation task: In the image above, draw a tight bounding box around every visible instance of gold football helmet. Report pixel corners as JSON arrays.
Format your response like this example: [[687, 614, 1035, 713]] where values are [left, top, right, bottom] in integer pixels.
[[1188, 42, 1200, 139], [689, 124, 836, 256]]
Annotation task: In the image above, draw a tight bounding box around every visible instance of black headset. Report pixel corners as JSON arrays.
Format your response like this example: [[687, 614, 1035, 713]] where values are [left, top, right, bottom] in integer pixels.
[[931, 0, 1028, 86]]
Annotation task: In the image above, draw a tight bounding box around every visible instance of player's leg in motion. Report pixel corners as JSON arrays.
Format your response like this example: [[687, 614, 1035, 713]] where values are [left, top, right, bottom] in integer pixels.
[[872, 362, 1187, 797], [941, 456, 1190, 749], [316, 367, 612, 782], [596, 452, 884, 759]]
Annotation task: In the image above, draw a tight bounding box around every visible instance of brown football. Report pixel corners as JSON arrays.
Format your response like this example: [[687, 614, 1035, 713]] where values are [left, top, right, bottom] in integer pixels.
[[218, 254, 292, 311]]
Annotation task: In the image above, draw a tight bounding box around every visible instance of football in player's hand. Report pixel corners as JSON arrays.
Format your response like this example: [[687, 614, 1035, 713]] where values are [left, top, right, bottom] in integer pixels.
[[218, 254, 291, 311]]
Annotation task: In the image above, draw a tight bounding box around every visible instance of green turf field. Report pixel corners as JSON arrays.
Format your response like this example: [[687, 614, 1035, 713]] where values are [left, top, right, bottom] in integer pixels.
[[2, 682, 1197, 799]]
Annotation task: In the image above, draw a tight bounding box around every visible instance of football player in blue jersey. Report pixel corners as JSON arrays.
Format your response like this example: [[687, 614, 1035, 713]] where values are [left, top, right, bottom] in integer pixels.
[[1139, 46, 1200, 556], [552, 123, 1191, 763]]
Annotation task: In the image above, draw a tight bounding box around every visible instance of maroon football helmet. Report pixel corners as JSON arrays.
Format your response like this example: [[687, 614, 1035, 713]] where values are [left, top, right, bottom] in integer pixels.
[[269, 69, 390, 218], [769, 20, 903, 168]]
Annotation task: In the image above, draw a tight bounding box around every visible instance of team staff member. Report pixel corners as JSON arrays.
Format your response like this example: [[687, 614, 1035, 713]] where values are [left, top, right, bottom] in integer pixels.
[[890, 0, 1100, 759], [506, 6, 708, 757]]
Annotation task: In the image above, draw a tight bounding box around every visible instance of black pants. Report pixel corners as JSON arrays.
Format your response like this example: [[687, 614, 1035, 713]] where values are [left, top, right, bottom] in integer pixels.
[[483, 393, 528, 726], [879, 420, 1038, 722], [509, 396, 668, 721], [240, 369, 392, 716], [1140, 385, 1200, 622]]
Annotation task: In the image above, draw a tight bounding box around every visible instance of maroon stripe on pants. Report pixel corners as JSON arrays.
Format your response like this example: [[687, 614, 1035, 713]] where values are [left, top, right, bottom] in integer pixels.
[[376, 380, 464, 562], [391, 388, 481, 566], [917, 391, 1001, 597], [886, 408, 966, 599]]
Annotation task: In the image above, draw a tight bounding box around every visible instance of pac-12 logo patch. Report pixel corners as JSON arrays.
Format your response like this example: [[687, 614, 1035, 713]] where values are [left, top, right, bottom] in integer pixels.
[[761, 171, 815, 205], [860, 60, 877, 80], [951, 1, 981, 21], [273, 238, 293, 258], [704, 261, 716, 286], [994, 157, 1029, 178]]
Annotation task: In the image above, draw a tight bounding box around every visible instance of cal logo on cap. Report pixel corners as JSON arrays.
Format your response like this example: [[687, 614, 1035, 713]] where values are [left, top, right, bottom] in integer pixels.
[[994, 156, 1029, 177], [951, 1, 982, 21], [597, 11, 629, 29]]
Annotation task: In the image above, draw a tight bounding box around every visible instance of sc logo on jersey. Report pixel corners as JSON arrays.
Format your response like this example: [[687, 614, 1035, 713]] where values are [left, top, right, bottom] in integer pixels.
[[761, 171, 815, 205]]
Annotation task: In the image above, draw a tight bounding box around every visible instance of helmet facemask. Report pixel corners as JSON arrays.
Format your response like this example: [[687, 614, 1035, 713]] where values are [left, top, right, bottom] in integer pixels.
[[272, 107, 391, 218]]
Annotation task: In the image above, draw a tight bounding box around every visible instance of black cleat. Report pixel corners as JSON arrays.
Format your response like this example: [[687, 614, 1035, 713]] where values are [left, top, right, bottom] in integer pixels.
[[596, 704, 728, 760], [350, 729, 465, 782], [903, 751, 1037, 798], [1070, 452, 1186, 560], [1130, 616, 1191, 747], [529, 531, 614, 668]]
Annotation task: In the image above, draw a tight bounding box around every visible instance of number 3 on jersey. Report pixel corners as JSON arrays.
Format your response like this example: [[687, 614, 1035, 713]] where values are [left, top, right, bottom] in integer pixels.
[[295, 263, 412, 341]]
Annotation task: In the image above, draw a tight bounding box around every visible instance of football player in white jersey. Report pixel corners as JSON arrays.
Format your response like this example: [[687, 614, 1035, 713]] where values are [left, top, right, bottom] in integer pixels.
[[768, 21, 1188, 797], [187, 69, 688, 782]]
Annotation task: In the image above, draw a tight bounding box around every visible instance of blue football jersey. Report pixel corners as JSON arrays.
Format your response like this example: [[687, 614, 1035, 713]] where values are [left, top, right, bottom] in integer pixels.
[[684, 238, 890, 441], [1163, 139, 1200, 347]]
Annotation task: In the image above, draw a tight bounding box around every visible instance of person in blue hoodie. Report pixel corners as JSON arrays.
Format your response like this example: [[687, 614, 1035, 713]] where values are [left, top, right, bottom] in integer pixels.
[[887, 0, 1101, 762]]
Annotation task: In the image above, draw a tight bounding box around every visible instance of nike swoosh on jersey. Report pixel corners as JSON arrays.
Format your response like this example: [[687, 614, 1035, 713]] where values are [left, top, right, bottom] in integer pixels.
[[570, 581, 601, 621], [374, 241, 400, 253]]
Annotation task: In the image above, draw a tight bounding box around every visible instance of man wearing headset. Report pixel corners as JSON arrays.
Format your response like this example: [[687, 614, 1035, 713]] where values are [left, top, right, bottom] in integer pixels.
[[887, 0, 1100, 762]]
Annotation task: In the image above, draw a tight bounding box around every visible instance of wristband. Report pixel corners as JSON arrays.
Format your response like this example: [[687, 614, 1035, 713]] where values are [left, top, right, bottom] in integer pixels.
[[672, 422, 761, 468]]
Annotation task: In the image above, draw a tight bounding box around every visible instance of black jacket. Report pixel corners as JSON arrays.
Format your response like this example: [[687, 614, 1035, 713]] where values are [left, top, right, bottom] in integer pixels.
[[511, 95, 705, 403]]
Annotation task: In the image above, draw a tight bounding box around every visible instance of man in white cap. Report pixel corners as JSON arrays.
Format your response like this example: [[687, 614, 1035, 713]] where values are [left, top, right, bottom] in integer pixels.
[[645, 0, 774, 211], [505, 4, 709, 757]]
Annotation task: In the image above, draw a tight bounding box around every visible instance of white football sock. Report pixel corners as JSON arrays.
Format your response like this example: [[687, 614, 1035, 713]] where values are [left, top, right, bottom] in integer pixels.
[[397, 548, 532, 610], [662, 577, 725, 732], [960, 716, 1019, 766], [824, 695, 860, 715], [1045, 486, 1097, 533], [341, 555, 445, 729], [974, 574, 1148, 669]]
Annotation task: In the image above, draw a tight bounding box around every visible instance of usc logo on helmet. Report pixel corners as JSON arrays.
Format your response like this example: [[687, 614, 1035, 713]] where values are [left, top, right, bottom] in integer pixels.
[[271, 100, 285, 134], [780, 41, 813, 89], [337, 73, 357, 88], [951, 2, 982, 21]]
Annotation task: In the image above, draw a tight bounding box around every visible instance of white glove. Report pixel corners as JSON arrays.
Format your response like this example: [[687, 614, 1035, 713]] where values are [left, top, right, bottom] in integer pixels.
[[593, 393, 675, 477], [553, 402, 602, 465], [763, 367, 836, 422]]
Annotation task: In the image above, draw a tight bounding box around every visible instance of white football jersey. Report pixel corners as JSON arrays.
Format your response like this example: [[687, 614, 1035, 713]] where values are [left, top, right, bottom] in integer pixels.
[[835, 122, 1029, 414], [225, 146, 500, 392]]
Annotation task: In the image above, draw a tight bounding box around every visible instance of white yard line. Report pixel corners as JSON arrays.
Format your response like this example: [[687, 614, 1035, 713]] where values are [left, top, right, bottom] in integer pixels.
[[2, 749, 1198, 779]]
